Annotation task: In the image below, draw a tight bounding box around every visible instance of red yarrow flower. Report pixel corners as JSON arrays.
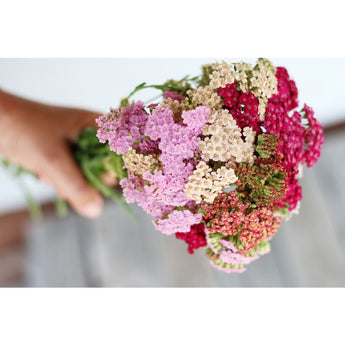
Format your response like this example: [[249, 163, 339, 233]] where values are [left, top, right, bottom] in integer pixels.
[[219, 82, 262, 133], [175, 223, 207, 254]]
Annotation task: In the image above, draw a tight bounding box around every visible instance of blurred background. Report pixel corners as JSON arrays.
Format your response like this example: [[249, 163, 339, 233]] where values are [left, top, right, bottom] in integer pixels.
[[0, 58, 344, 287]]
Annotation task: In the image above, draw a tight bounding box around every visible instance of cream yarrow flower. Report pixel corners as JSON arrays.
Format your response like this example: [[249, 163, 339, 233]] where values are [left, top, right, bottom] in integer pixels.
[[187, 85, 223, 110], [249, 59, 278, 119], [198, 109, 256, 164], [208, 61, 236, 89], [208, 61, 252, 92], [123, 147, 160, 176], [185, 161, 238, 204], [258, 98, 268, 121]]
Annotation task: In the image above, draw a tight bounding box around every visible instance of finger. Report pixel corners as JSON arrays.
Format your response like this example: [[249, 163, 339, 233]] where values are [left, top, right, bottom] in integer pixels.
[[100, 172, 118, 187], [40, 143, 104, 218]]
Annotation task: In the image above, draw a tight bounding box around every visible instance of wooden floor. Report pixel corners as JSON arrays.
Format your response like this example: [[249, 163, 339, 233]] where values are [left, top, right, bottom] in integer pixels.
[[0, 129, 342, 287]]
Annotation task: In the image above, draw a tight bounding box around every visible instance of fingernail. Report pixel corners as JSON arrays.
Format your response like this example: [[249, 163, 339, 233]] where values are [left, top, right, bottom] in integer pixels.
[[81, 195, 104, 218]]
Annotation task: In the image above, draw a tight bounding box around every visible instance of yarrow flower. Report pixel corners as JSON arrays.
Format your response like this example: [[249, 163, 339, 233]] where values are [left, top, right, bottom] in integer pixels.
[[175, 223, 207, 254], [155, 209, 202, 235], [163, 90, 186, 102], [96, 58, 324, 273]]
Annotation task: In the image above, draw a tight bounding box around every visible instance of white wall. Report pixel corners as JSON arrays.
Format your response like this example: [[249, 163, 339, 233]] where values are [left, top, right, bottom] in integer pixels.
[[0, 58, 344, 214]]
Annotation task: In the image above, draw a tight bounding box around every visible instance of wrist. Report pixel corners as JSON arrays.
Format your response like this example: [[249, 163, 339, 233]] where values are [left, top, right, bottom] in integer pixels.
[[0, 89, 21, 119], [0, 90, 23, 156]]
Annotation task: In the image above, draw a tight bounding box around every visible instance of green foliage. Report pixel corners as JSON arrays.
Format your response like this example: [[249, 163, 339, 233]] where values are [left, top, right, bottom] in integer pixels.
[[208, 231, 244, 252], [276, 204, 291, 217], [256, 58, 276, 73], [120, 75, 199, 107], [246, 240, 270, 257], [207, 232, 224, 252], [199, 64, 215, 87], [233, 133, 287, 207], [73, 127, 130, 208], [237, 162, 287, 208], [256, 134, 280, 159], [0, 158, 42, 219], [55, 197, 68, 218]]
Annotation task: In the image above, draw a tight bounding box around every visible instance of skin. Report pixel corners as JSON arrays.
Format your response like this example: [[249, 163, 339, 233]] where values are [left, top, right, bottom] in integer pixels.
[[0, 89, 108, 218]]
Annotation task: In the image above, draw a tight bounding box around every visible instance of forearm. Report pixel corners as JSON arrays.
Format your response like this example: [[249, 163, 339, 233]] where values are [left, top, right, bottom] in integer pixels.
[[0, 89, 41, 164], [0, 90, 60, 163], [0, 89, 19, 159], [0, 89, 30, 121]]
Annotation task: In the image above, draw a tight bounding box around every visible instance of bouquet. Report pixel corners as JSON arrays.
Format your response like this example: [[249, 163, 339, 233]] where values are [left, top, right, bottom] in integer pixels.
[[92, 58, 324, 273], [4, 58, 323, 273]]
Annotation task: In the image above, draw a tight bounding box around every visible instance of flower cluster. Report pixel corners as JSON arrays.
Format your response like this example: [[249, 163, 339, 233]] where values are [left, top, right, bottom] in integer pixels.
[[263, 68, 324, 211], [96, 58, 324, 273], [202, 192, 281, 265], [175, 223, 207, 254], [185, 161, 238, 203]]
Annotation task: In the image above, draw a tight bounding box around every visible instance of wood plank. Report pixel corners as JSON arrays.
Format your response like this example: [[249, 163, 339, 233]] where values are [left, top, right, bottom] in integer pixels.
[[0, 246, 25, 286], [312, 132, 345, 255], [276, 167, 345, 287], [25, 214, 87, 287], [87, 203, 218, 287], [268, 223, 305, 287]]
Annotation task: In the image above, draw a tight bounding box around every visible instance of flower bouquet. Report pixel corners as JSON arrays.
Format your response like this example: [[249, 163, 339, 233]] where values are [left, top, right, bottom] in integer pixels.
[[4, 58, 323, 273], [90, 58, 324, 273]]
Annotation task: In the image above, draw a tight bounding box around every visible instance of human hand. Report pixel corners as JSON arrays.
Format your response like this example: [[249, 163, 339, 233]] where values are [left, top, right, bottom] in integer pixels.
[[0, 89, 104, 218]]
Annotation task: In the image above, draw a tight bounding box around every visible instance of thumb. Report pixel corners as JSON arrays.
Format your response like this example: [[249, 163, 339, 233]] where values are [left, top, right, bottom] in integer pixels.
[[40, 142, 104, 218]]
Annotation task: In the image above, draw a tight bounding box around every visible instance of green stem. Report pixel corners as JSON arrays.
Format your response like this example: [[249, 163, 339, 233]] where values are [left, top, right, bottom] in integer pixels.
[[17, 178, 42, 220], [55, 197, 68, 218], [81, 161, 135, 218]]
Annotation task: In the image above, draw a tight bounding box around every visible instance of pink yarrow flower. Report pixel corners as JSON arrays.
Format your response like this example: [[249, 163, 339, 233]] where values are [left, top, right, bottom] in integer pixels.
[[119, 105, 211, 235], [155, 209, 202, 235], [163, 91, 185, 102], [96, 101, 158, 155]]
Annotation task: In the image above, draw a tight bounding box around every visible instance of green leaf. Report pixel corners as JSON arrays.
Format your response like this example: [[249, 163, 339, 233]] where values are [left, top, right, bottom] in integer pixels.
[[73, 127, 134, 218]]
